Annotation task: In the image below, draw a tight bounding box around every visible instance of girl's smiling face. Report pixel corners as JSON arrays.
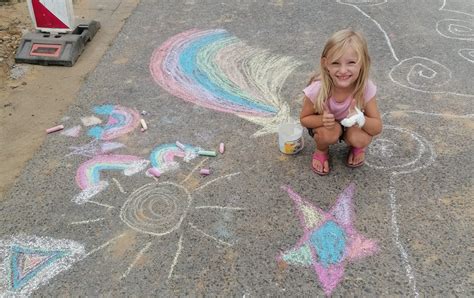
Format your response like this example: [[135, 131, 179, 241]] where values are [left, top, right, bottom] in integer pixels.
[[323, 47, 362, 90]]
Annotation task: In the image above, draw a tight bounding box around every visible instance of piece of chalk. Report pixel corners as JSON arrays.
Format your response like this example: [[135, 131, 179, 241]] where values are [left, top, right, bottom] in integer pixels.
[[198, 150, 217, 157], [148, 167, 161, 177], [46, 125, 64, 133], [176, 141, 186, 151], [219, 143, 225, 154], [140, 119, 148, 131], [200, 168, 211, 175]]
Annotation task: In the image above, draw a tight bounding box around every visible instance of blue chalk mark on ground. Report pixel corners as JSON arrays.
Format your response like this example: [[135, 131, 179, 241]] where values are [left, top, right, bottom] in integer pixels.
[[282, 243, 313, 266], [10, 246, 66, 290], [310, 220, 346, 267], [93, 105, 115, 115]]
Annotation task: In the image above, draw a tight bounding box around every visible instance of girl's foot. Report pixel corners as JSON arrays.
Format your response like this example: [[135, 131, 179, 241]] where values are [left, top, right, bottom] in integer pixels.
[[312, 150, 330, 175], [346, 147, 365, 168]]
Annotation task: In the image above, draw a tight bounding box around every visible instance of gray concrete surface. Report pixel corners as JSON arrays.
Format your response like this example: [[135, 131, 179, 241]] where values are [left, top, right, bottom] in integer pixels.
[[1, 0, 473, 296]]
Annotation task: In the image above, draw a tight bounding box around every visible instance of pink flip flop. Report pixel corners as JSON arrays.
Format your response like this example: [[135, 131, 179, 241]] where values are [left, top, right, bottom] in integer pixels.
[[346, 147, 365, 168], [312, 151, 330, 176]]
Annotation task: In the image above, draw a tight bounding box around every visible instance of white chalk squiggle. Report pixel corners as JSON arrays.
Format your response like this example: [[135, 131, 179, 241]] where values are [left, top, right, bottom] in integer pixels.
[[366, 125, 436, 175], [338, 0, 387, 6], [458, 48, 474, 64], [436, 19, 474, 41]]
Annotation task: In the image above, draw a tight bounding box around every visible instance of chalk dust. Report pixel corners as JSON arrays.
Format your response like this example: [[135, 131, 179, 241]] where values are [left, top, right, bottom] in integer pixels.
[[109, 231, 138, 258], [0, 0, 139, 198]]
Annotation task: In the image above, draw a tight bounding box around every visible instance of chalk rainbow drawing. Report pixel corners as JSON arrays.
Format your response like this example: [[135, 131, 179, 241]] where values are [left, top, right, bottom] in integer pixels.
[[149, 28, 303, 136], [87, 105, 141, 140], [277, 184, 378, 296], [73, 154, 149, 204], [147, 143, 201, 175], [0, 235, 84, 296]]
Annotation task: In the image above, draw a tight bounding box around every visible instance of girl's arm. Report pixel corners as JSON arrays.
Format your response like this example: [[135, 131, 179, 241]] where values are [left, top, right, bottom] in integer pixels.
[[300, 97, 324, 129], [361, 97, 382, 136]]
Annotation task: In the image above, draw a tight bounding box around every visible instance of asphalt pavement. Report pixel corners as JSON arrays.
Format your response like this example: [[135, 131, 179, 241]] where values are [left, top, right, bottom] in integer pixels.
[[1, 0, 473, 296]]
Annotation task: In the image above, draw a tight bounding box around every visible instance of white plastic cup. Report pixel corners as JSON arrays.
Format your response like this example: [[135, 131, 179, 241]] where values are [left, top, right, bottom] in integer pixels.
[[278, 123, 304, 154]]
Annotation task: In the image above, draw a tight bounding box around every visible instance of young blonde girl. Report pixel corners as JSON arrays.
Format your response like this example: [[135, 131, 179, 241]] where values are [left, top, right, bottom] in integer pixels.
[[300, 29, 382, 175]]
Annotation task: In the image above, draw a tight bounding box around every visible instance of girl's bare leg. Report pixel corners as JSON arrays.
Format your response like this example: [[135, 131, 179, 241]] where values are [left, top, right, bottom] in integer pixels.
[[312, 124, 342, 173], [344, 126, 372, 166]]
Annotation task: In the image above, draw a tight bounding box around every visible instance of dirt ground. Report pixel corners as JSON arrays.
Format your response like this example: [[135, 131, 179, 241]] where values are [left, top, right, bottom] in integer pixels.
[[0, 2, 31, 84], [0, 0, 139, 197]]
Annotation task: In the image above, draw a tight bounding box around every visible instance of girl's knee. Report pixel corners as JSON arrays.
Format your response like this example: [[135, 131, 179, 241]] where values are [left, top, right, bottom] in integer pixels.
[[345, 128, 372, 147], [315, 127, 341, 145]]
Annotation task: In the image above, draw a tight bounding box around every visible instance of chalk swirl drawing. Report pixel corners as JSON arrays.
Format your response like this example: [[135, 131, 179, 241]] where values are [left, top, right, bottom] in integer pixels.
[[277, 184, 378, 296], [0, 235, 84, 296], [87, 105, 141, 140], [147, 143, 201, 176], [73, 154, 149, 204], [149, 28, 303, 136], [436, 19, 474, 41], [120, 182, 191, 236], [366, 125, 436, 174], [388, 57, 452, 92], [337, 0, 387, 6], [458, 48, 474, 63]]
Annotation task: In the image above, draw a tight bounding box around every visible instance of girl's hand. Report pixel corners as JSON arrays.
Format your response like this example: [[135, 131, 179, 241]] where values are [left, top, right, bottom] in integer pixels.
[[341, 99, 365, 128], [322, 102, 336, 128]]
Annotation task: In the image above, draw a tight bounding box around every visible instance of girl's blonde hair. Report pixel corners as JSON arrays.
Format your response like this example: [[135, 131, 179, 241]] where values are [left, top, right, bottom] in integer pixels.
[[308, 29, 371, 114]]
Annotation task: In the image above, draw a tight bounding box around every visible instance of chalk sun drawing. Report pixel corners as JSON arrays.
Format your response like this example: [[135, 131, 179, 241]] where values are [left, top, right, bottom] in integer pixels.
[[73, 154, 149, 204], [0, 235, 84, 296], [277, 184, 378, 296], [149, 28, 303, 136], [146, 143, 202, 176], [87, 105, 141, 140], [114, 168, 244, 280]]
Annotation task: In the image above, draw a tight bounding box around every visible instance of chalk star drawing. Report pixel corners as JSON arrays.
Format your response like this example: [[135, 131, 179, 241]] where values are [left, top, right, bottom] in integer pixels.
[[88, 105, 141, 140], [150, 28, 303, 136], [0, 235, 84, 296], [277, 184, 378, 296]]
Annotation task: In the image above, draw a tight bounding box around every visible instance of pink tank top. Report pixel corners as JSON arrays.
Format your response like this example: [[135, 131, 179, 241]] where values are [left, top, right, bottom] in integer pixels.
[[303, 80, 377, 121]]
